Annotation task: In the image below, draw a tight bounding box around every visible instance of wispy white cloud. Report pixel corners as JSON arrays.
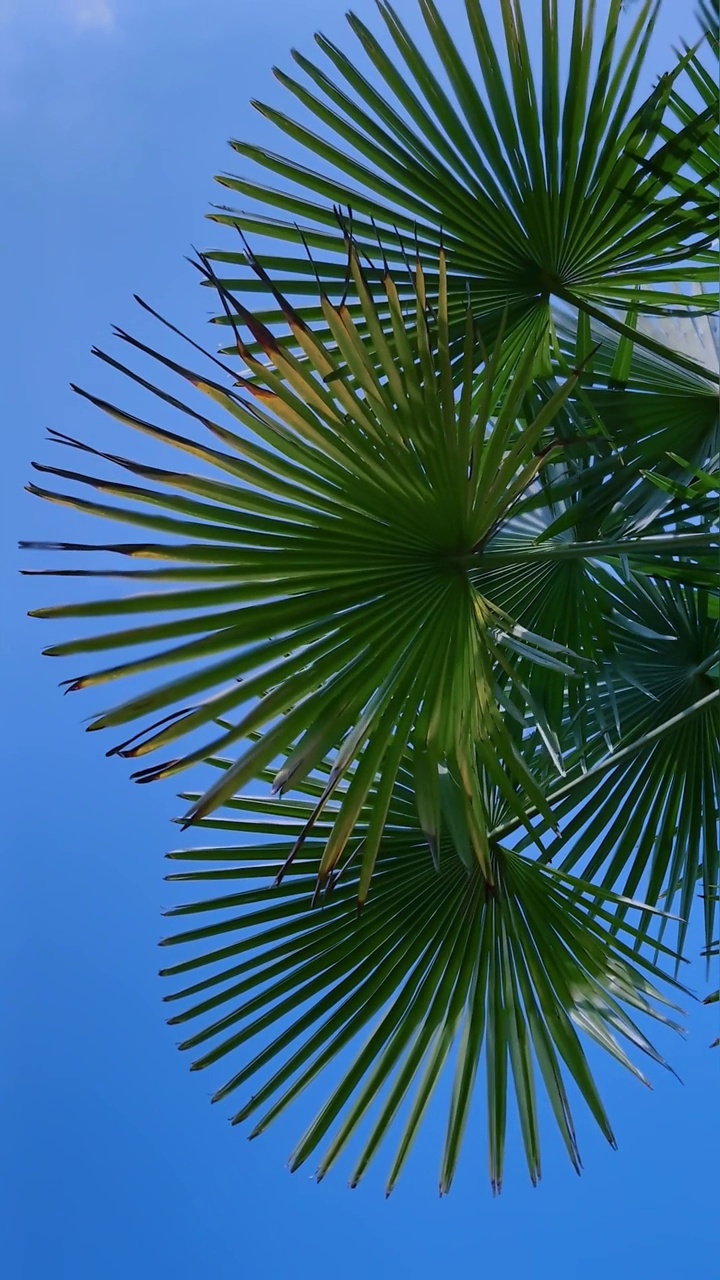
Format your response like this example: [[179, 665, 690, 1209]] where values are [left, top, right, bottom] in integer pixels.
[[65, 0, 116, 32], [0, 0, 119, 119], [0, 0, 117, 33]]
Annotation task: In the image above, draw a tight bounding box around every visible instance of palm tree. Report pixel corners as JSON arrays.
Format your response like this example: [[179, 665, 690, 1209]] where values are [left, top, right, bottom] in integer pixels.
[[23, 0, 718, 1193]]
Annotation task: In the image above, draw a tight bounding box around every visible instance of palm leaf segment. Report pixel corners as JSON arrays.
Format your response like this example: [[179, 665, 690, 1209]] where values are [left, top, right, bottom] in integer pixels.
[[209, 0, 719, 373], [162, 754, 684, 1196], [635, 11, 718, 226]]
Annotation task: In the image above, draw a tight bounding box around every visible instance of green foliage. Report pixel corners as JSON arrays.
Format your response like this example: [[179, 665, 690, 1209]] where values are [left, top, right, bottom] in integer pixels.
[[24, 0, 718, 1190]]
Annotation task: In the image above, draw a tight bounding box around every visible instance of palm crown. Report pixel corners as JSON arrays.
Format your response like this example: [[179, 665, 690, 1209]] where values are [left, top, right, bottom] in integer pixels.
[[24, 0, 718, 1193]]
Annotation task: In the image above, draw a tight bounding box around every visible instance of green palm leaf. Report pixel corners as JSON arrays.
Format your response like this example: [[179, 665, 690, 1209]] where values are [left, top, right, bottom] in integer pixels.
[[18, 253, 573, 887], [160, 754, 683, 1193], [507, 578, 720, 958], [207, 0, 718, 378]]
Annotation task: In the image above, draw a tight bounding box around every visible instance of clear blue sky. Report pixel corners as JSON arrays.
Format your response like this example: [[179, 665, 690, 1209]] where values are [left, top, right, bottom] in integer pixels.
[[2, 2, 718, 1277]]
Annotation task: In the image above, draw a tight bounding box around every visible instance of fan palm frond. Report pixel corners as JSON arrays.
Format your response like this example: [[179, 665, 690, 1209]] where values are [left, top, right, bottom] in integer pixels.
[[160, 755, 683, 1194], [25, 249, 608, 897], [206, 0, 719, 378]]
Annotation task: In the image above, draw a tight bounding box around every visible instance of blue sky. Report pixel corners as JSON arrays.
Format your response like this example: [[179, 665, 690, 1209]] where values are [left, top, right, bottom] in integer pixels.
[[3, 2, 718, 1277]]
